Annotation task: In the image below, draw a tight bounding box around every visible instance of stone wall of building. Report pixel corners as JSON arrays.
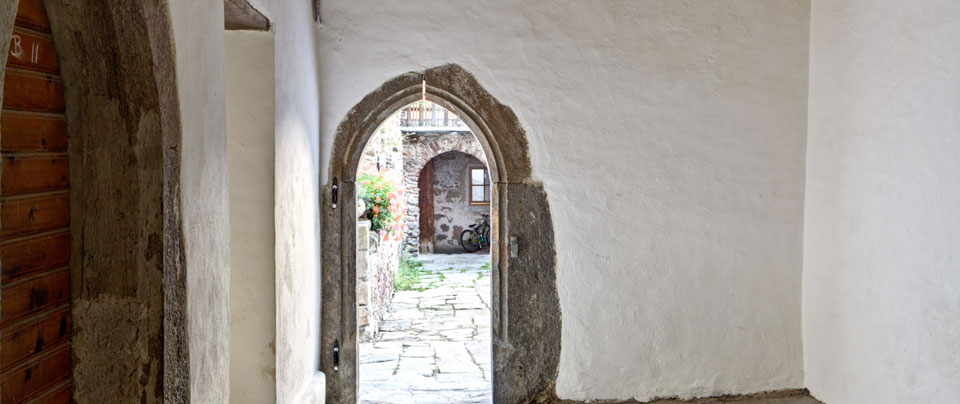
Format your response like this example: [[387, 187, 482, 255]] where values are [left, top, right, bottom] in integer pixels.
[[432, 152, 491, 253], [356, 117, 405, 339], [402, 131, 486, 253], [356, 219, 400, 341]]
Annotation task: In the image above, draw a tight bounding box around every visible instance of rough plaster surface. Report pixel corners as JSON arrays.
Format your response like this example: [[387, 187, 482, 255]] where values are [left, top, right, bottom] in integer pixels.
[[166, 0, 325, 402], [168, 0, 231, 402], [35, 1, 188, 402], [236, 1, 326, 403], [317, 2, 810, 401], [321, 65, 561, 404], [226, 30, 277, 403], [803, 1, 960, 403], [431, 151, 490, 253]]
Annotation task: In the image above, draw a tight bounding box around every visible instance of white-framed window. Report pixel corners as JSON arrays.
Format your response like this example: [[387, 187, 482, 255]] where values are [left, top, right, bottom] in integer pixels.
[[469, 167, 490, 205]]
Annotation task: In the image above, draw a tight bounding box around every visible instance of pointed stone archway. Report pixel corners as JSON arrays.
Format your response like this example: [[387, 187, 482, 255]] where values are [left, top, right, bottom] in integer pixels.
[[321, 64, 561, 404], [1, 1, 191, 402]]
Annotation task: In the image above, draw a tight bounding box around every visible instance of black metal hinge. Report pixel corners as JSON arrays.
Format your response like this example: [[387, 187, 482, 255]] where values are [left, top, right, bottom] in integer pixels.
[[332, 177, 339, 209], [333, 339, 340, 372]]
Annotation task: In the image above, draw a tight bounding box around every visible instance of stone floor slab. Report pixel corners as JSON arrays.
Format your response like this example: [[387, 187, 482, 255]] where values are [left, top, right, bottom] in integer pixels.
[[360, 253, 492, 404]]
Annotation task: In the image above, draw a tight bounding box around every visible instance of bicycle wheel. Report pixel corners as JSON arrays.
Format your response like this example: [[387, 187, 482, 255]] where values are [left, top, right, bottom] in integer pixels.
[[460, 229, 481, 253], [482, 226, 491, 248]]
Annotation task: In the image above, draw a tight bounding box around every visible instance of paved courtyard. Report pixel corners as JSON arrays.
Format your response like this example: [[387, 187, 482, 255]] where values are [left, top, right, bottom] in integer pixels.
[[359, 253, 492, 404]]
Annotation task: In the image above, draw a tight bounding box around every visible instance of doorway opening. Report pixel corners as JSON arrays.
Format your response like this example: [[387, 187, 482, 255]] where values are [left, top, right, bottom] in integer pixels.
[[355, 101, 492, 403], [321, 64, 560, 404]]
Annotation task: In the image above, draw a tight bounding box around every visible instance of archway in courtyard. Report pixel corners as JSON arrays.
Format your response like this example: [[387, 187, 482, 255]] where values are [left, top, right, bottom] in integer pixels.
[[321, 64, 561, 404], [417, 150, 489, 254], [403, 128, 487, 254]]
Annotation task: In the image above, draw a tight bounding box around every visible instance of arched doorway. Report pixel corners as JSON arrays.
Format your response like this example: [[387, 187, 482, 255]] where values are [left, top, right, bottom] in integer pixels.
[[402, 128, 487, 255], [415, 150, 489, 254], [2, 1, 190, 402], [322, 64, 561, 404]]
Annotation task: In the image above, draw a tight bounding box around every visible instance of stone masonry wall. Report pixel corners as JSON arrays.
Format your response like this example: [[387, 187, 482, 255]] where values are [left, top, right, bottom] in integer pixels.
[[356, 117, 404, 340], [432, 152, 491, 253], [402, 131, 486, 253], [356, 219, 399, 341]]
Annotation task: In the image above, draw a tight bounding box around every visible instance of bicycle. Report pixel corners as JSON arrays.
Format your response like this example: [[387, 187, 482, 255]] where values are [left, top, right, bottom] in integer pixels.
[[459, 214, 491, 253]]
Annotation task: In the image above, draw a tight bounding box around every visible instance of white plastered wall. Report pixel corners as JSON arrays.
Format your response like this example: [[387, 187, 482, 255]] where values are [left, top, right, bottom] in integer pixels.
[[803, 1, 960, 403], [168, 0, 323, 402], [226, 30, 277, 403], [162, 1, 960, 402], [169, 0, 231, 402], [238, 0, 326, 402], [236, 0, 326, 402], [317, 1, 810, 401]]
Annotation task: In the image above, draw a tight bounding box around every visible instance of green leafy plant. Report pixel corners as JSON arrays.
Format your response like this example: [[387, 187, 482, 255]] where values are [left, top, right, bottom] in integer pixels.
[[394, 252, 424, 292]]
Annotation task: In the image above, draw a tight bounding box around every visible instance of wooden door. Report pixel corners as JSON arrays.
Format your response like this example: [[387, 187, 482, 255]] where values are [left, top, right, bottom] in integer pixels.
[[418, 159, 434, 253], [0, 0, 73, 402]]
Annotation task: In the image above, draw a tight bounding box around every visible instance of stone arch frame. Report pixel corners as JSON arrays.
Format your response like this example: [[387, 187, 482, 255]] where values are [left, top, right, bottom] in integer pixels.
[[321, 64, 561, 404], [401, 130, 487, 253], [1, 1, 189, 402]]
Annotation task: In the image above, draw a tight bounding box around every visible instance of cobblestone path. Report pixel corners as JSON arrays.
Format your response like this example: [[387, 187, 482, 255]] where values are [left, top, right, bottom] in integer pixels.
[[359, 253, 492, 404]]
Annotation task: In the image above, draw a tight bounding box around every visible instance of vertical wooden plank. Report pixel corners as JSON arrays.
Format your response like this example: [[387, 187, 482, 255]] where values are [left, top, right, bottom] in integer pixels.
[[1, 232, 71, 282], [13, 0, 50, 33], [0, 194, 70, 240], [7, 28, 59, 74], [0, 347, 71, 403], [1, 309, 70, 371], [2, 1, 73, 401], [23, 381, 72, 404], [0, 111, 68, 152], [0, 270, 71, 326], [1, 154, 69, 195], [418, 159, 435, 251], [2, 70, 65, 113]]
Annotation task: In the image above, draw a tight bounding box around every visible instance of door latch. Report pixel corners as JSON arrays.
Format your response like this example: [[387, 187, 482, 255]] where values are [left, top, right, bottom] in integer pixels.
[[332, 178, 339, 209], [333, 339, 340, 372]]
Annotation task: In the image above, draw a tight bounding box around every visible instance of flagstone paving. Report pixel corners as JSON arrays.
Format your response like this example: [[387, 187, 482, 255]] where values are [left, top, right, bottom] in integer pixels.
[[359, 253, 492, 404]]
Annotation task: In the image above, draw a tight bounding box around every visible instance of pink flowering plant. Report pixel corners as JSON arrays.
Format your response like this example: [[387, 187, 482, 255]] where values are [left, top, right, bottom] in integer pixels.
[[357, 172, 404, 235]]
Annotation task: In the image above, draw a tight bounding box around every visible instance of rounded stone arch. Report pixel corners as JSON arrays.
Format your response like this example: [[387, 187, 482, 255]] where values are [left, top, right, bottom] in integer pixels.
[[405, 131, 487, 175], [401, 130, 488, 253], [1, 1, 189, 402], [406, 149, 487, 253], [321, 64, 561, 404]]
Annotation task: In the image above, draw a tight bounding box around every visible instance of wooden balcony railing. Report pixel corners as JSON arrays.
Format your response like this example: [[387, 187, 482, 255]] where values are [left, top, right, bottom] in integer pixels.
[[399, 101, 467, 129]]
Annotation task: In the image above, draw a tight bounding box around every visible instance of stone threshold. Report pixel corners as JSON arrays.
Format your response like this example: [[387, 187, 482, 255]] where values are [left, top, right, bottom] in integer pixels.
[[544, 389, 824, 404]]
